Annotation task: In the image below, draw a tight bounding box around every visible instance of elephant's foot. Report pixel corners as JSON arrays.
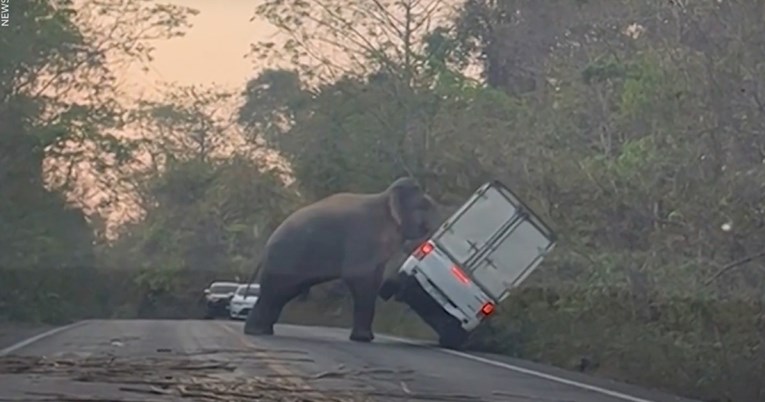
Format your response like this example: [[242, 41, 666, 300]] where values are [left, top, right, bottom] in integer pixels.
[[349, 329, 374, 343], [243, 323, 274, 336]]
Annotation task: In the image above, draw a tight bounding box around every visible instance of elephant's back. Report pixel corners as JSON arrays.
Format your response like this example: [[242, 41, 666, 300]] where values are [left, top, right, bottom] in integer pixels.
[[275, 192, 379, 229], [262, 200, 353, 273]]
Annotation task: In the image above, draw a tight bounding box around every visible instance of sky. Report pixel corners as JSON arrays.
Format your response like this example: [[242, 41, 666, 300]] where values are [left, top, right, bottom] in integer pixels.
[[122, 0, 278, 99]]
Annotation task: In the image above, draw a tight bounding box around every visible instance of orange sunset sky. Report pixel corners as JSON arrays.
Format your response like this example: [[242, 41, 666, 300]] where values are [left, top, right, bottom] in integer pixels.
[[122, 0, 277, 98], [60, 1, 283, 236]]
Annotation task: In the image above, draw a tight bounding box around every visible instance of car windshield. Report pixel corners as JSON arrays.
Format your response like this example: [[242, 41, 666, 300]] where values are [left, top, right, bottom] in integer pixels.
[[209, 284, 238, 294], [236, 285, 260, 297]]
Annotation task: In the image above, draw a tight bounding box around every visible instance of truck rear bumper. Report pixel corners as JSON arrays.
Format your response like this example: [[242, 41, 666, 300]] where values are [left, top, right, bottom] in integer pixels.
[[399, 269, 483, 329], [389, 272, 472, 349]]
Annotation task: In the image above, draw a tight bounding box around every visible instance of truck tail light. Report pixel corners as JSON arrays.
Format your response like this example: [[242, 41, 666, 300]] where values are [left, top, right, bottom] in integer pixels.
[[450, 265, 470, 284], [412, 241, 434, 260], [480, 302, 495, 316]]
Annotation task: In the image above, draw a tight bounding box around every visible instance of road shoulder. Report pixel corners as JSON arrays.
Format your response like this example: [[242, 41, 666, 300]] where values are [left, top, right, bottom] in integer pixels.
[[375, 331, 701, 402], [455, 350, 701, 402], [0, 321, 55, 351]]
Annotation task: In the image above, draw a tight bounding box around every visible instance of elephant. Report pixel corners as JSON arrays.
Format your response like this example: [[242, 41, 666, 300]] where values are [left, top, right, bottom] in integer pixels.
[[294, 281, 347, 302], [243, 177, 438, 342]]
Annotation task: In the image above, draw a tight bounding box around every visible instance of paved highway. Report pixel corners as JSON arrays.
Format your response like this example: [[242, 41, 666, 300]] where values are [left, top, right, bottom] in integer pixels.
[[0, 320, 697, 402]]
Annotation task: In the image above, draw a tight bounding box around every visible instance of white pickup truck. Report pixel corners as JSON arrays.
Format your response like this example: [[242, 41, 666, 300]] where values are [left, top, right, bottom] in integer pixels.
[[379, 180, 557, 349]]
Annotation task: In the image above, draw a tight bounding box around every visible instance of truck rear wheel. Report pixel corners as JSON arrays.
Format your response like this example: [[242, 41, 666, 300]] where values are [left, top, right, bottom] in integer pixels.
[[378, 278, 400, 301], [437, 322, 469, 350]]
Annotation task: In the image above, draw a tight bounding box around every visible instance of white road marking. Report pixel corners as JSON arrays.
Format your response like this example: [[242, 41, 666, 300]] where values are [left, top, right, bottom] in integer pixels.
[[0, 320, 88, 356], [378, 333, 659, 402]]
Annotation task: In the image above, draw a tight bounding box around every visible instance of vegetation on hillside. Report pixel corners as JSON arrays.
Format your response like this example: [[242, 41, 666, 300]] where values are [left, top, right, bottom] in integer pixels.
[[1, 1, 764, 401]]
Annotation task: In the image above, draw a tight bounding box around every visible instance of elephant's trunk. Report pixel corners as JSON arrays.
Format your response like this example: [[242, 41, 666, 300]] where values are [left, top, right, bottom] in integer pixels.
[[401, 197, 447, 254]]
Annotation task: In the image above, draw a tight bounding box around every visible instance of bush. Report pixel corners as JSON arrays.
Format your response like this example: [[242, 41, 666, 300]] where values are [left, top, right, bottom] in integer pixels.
[[468, 287, 765, 401]]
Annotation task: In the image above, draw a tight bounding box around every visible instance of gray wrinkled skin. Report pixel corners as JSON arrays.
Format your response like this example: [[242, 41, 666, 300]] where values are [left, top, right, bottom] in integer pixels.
[[244, 177, 437, 342]]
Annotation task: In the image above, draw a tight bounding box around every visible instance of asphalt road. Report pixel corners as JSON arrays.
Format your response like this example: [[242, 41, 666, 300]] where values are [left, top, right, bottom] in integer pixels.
[[0, 319, 699, 402]]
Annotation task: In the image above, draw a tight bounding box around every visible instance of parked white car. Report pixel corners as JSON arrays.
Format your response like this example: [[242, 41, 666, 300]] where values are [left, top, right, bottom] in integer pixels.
[[228, 283, 260, 320]]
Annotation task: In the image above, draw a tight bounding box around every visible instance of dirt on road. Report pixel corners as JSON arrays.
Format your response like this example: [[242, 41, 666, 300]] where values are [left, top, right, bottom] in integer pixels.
[[0, 320, 699, 402], [0, 354, 370, 401]]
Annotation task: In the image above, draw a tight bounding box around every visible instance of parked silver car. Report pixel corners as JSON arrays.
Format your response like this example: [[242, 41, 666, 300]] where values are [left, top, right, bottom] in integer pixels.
[[203, 281, 240, 319]]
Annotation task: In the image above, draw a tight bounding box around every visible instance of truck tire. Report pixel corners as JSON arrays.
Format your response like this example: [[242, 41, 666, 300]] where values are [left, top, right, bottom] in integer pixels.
[[437, 322, 469, 350], [378, 278, 400, 301]]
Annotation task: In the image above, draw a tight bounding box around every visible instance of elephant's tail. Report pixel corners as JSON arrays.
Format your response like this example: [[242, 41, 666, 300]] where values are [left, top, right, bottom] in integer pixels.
[[244, 260, 263, 294]]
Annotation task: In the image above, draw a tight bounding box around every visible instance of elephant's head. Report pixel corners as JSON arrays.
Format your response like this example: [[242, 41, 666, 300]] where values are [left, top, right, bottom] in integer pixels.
[[385, 177, 438, 241]]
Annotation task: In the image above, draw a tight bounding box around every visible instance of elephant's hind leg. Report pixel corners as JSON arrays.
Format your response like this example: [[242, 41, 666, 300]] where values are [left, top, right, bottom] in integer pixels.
[[244, 298, 273, 335], [244, 274, 305, 336]]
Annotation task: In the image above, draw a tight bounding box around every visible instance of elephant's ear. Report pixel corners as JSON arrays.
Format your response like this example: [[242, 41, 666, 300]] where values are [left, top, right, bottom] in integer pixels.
[[387, 190, 405, 229]]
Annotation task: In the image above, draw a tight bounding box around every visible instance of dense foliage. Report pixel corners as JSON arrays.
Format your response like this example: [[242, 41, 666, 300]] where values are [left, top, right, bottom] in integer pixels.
[[0, 0, 196, 321], [1, 1, 764, 400]]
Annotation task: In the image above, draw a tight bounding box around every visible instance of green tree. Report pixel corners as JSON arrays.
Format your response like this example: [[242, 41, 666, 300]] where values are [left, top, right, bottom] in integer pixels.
[[245, 0, 473, 190], [104, 155, 299, 317], [451, 1, 765, 400], [103, 83, 300, 317], [232, 1, 765, 400], [0, 0, 198, 322]]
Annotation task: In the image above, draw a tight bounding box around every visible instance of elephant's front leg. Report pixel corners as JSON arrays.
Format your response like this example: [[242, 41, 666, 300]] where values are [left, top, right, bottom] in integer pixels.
[[345, 264, 385, 342]]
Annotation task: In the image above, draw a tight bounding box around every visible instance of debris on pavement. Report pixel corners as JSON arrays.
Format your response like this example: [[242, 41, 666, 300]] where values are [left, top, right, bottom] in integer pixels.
[[0, 355, 487, 401], [0, 355, 365, 401]]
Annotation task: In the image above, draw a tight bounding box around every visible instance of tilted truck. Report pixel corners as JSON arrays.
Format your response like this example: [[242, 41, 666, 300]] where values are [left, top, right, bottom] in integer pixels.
[[378, 180, 557, 349]]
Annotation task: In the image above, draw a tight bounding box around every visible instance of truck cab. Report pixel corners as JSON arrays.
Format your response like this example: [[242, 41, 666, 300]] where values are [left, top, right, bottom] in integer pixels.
[[379, 180, 557, 349]]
